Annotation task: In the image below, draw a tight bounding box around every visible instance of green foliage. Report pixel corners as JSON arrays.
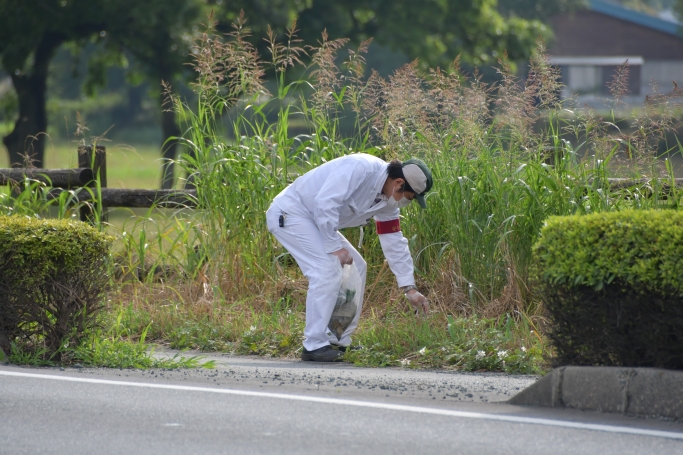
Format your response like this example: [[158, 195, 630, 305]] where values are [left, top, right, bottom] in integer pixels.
[[7, 307, 215, 368], [615, 0, 678, 15], [532, 209, 683, 369], [71, 315, 214, 369], [345, 313, 545, 374], [0, 179, 57, 217], [236, 322, 304, 357], [217, 0, 548, 67], [168, 320, 234, 352], [161, 300, 306, 356], [0, 172, 105, 223], [69, 336, 212, 369], [7, 342, 55, 367], [444, 315, 544, 374], [498, 0, 587, 20], [0, 0, 206, 167], [0, 216, 114, 354], [0, 216, 112, 285], [533, 210, 683, 295], [111, 293, 546, 372], [0, 0, 202, 78], [0, 0, 550, 169]]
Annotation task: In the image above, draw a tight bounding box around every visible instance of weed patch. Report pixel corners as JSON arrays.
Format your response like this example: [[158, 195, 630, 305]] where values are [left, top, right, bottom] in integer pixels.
[[7, 308, 214, 369]]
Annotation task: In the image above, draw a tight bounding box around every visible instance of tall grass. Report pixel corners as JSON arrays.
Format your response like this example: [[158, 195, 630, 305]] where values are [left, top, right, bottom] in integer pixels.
[[159, 20, 682, 318]]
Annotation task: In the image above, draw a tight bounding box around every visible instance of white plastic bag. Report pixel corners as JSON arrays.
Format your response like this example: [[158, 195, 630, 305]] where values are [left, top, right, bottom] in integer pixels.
[[328, 262, 362, 341]]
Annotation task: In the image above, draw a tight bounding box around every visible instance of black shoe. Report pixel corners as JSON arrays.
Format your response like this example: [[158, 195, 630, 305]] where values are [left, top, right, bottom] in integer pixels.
[[331, 344, 363, 353], [301, 345, 344, 362]]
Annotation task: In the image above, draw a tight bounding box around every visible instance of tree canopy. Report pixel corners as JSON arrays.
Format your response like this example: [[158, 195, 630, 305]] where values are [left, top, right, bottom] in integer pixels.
[[497, 0, 587, 21], [0, 0, 203, 173], [1, 0, 571, 185], [214, 0, 549, 68]]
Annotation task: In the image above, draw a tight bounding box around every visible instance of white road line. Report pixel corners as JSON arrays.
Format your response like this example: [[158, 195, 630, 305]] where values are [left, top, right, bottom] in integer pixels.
[[2, 369, 682, 441]]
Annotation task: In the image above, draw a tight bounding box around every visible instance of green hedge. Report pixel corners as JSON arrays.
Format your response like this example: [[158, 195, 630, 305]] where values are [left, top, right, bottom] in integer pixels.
[[0, 216, 113, 358], [532, 209, 683, 369]]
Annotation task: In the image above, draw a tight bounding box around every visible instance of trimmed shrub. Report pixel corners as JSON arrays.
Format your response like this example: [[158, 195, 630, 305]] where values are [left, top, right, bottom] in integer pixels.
[[532, 209, 683, 369], [0, 216, 113, 357]]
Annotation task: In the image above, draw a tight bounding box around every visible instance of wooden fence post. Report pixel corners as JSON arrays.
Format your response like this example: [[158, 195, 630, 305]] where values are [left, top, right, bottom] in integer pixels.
[[78, 145, 108, 223]]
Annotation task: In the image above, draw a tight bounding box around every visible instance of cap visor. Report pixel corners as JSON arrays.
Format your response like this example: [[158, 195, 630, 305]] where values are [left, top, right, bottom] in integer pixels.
[[415, 194, 427, 209]]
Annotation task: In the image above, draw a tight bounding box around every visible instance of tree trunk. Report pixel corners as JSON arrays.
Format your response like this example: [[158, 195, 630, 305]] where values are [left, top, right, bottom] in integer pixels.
[[158, 54, 182, 190], [0, 329, 10, 358], [160, 100, 181, 189], [3, 33, 63, 168]]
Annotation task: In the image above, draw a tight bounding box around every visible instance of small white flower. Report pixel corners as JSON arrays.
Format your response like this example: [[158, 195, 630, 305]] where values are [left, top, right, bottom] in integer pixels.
[[400, 359, 411, 366], [441, 347, 447, 352], [249, 325, 256, 332], [521, 346, 527, 352], [497, 350, 508, 359], [419, 347, 427, 355], [475, 350, 486, 360]]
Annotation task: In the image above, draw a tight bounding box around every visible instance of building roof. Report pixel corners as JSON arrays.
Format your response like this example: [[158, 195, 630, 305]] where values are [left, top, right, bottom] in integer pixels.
[[590, 0, 681, 36]]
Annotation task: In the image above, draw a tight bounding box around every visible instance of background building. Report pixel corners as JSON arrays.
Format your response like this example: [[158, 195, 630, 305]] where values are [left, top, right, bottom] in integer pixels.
[[550, 0, 683, 105]]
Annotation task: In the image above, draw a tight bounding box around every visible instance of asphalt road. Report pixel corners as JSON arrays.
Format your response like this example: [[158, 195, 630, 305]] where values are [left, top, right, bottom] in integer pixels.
[[1, 353, 682, 455]]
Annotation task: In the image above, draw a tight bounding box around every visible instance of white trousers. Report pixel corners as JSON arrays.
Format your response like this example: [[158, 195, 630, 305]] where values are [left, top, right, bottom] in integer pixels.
[[266, 204, 367, 351]]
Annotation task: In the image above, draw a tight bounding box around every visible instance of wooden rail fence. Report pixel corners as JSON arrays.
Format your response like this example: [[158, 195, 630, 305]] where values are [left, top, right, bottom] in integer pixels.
[[0, 146, 197, 222]]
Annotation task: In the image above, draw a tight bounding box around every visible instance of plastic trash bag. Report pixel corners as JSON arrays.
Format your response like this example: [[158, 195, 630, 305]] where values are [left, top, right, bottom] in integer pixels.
[[328, 262, 362, 341]]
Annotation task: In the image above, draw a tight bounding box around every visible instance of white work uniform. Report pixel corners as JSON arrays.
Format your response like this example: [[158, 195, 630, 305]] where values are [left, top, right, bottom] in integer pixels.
[[266, 153, 415, 351]]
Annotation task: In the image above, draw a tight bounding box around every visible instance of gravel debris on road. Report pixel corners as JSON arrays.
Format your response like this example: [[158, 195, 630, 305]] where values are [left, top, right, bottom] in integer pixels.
[[50, 349, 538, 405]]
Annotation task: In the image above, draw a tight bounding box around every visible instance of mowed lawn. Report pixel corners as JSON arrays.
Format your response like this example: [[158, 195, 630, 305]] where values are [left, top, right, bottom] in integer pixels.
[[0, 143, 167, 189]]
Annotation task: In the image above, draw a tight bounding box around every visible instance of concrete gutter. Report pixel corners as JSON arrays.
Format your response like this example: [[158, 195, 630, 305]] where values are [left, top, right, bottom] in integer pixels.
[[509, 366, 683, 420]]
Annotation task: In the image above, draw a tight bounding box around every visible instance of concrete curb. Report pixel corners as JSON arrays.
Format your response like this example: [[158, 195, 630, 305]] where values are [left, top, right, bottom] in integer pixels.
[[508, 366, 683, 420]]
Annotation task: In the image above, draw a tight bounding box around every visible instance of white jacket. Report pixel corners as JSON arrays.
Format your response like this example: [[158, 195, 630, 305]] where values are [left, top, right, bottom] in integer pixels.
[[272, 153, 415, 287]]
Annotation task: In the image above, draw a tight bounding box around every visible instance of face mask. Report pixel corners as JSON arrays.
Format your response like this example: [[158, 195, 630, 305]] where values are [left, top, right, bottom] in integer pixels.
[[386, 186, 412, 209]]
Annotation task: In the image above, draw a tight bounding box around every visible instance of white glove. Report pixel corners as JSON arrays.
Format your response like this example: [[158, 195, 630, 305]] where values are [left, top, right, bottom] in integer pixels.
[[332, 248, 353, 266], [406, 289, 429, 315]]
